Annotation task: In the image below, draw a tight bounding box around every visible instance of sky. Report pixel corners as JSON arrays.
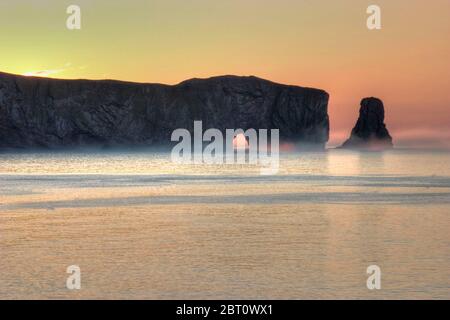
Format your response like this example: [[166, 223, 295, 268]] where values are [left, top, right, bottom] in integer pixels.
[[0, 0, 449, 148]]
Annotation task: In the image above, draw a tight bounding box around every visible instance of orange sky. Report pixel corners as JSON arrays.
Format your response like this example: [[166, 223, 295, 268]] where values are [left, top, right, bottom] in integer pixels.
[[0, 0, 449, 147]]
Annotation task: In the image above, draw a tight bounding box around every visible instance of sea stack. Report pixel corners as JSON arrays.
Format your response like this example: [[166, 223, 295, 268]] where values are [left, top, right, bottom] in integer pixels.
[[341, 97, 393, 150]]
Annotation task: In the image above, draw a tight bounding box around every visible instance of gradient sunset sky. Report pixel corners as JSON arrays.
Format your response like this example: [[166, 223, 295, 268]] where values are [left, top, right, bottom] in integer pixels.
[[1, 0, 449, 147]]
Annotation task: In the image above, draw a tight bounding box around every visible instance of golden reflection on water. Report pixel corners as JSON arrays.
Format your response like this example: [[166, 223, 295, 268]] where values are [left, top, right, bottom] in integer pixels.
[[0, 150, 449, 299]]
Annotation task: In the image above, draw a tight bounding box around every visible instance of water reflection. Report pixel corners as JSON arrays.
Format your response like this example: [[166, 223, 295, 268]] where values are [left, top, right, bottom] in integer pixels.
[[0, 150, 449, 299]]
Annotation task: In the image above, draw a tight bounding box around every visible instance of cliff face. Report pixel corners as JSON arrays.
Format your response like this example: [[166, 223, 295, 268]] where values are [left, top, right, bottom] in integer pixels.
[[341, 97, 393, 150], [0, 72, 329, 149]]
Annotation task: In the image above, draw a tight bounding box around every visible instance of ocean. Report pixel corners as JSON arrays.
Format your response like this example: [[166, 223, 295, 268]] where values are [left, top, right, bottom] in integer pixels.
[[0, 149, 449, 299]]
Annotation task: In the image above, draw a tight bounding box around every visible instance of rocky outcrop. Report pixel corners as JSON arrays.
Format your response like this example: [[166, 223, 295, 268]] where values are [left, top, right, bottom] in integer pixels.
[[341, 97, 393, 150], [0, 72, 330, 149]]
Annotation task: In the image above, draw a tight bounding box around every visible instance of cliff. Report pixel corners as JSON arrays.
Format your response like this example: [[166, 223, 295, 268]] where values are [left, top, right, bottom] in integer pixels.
[[341, 97, 393, 150], [0, 72, 329, 149]]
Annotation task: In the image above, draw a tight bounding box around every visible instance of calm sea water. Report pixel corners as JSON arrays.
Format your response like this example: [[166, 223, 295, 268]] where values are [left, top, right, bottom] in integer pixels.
[[0, 149, 449, 299]]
